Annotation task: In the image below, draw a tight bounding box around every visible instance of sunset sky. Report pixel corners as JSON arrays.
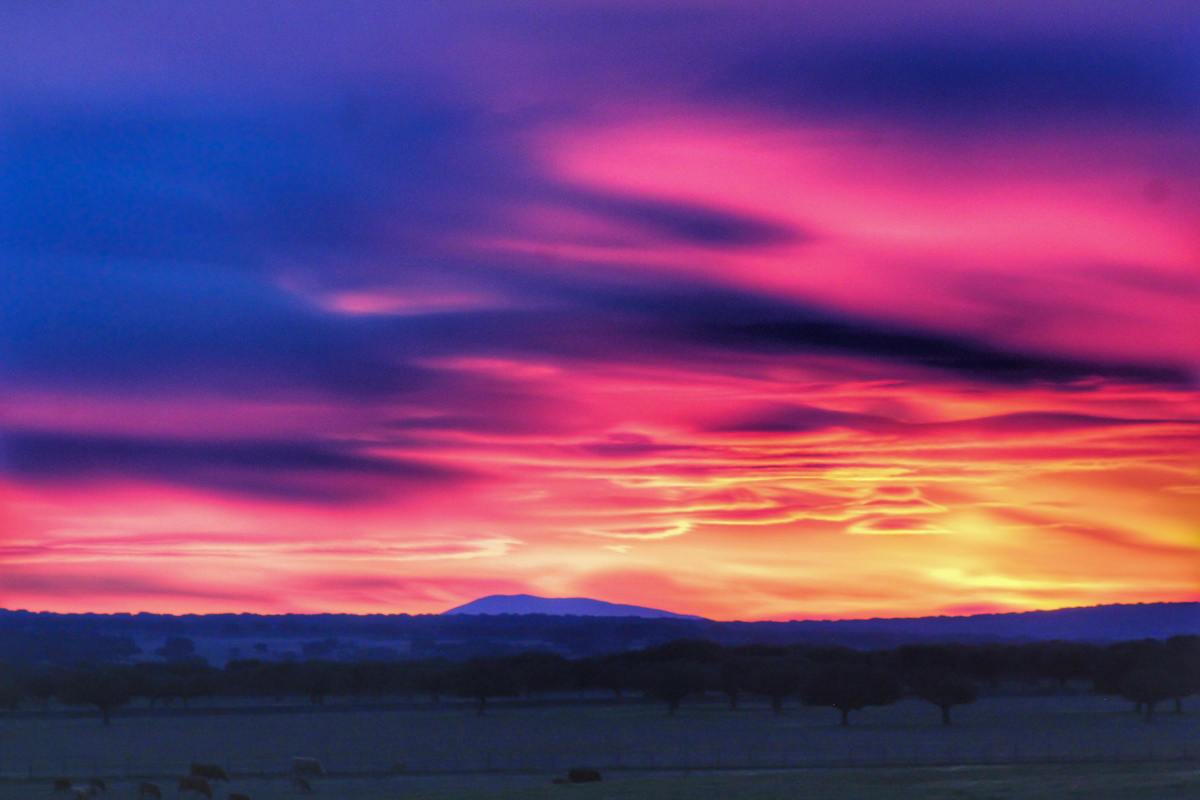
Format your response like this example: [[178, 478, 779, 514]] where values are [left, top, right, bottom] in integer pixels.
[[1, 1, 1198, 620]]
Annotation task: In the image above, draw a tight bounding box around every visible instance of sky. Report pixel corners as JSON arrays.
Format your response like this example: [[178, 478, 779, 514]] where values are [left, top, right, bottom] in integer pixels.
[[1, 1, 1198, 620]]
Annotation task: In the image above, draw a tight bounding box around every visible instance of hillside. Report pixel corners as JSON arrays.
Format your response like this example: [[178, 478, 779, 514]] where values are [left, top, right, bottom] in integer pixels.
[[442, 594, 704, 619]]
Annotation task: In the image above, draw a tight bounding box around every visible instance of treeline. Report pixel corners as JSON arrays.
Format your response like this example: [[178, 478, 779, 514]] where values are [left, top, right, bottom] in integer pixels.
[[0, 610, 999, 660], [5, 604, 1196, 659], [2, 636, 1197, 726]]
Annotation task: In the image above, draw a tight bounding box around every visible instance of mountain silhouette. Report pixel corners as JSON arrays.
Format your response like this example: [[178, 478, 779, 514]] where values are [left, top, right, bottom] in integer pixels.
[[442, 594, 705, 619]]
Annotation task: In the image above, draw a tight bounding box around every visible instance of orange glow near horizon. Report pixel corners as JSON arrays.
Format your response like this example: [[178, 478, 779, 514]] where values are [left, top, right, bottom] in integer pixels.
[[4, 358, 1198, 619]]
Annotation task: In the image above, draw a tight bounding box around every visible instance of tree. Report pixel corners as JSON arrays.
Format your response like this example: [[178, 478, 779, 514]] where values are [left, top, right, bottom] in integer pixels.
[[1120, 668, 1178, 722], [1165, 636, 1200, 712], [24, 668, 58, 710], [58, 666, 134, 725], [0, 667, 22, 711], [409, 660, 454, 703], [296, 661, 338, 705], [635, 660, 714, 716], [508, 652, 573, 697], [803, 663, 903, 726], [742, 658, 810, 715], [580, 656, 634, 699], [155, 637, 197, 662], [718, 659, 746, 710], [451, 658, 519, 715], [1026, 641, 1099, 689], [907, 668, 979, 725], [962, 644, 1019, 689]]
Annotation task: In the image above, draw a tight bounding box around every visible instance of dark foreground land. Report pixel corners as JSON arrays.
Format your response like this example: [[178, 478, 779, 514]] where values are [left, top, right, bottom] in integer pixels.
[[3, 763, 1200, 800], [0, 696, 1197, 800]]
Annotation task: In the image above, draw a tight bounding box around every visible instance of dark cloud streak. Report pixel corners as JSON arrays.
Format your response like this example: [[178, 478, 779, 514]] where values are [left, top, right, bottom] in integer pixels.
[[716, 404, 1192, 435], [711, 37, 1199, 126], [1, 430, 472, 503]]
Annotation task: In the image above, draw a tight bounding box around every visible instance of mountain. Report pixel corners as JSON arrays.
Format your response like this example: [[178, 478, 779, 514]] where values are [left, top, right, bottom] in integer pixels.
[[442, 594, 706, 619]]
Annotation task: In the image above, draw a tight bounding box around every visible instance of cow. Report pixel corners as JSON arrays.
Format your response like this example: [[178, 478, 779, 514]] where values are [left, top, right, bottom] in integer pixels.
[[177, 777, 213, 799], [290, 758, 324, 777], [139, 783, 163, 800], [189, 765, 229, 783]]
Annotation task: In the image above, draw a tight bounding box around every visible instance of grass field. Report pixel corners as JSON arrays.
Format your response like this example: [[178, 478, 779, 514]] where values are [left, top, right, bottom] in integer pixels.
[[4, 763, 1200, 800], [0, 695, 1196, 800]]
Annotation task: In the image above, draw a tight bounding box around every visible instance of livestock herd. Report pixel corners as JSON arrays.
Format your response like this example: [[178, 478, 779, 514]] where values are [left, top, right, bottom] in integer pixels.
[[51, 760, 324, 800]]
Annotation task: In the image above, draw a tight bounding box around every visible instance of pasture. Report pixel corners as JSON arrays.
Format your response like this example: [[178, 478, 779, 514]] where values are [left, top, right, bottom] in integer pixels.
[[0, 695, 1197, 800], [4, 764, 1200, 800]]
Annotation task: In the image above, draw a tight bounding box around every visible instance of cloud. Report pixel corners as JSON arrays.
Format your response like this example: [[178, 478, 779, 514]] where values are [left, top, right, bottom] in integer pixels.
[[710, 36, 1198, 127], [0, 570, 275, 603], [429, 275, 1192, 386], [846, 516, 952, 535], [300, 574, 530, 608], [575, 433, 691, 458], [580, 521, 693, 540], [1, 430, 473, 503], [0, 258, 442, 398], [692, 312, 1188, 385], [717, 403, 1189, 434], [569, 190, 804, 248], [0, 1, 1197, 618], [847, 486, 947, 517]]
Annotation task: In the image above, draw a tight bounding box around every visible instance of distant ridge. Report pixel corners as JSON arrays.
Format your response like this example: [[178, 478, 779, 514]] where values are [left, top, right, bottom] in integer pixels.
[[774, 601, 1200, 641], [442, 594, 706, 619], [437, 597, 1199, 640]]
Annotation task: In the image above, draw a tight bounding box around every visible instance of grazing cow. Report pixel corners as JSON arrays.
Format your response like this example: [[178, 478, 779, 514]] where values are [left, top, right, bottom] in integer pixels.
[[567, 768, 602, 783], [88, 779, 107, 793], [53, 779, 73, 793], [189, 764, 229, 783], [290, 758, 324, 777], [228, 793, 251, 800], [139, 783, 162, 800], [291, 778, 312, 794], [177, 777, 213, 799]]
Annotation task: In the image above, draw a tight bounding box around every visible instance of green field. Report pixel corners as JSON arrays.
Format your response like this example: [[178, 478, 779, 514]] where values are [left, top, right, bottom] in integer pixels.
[[0, 695, 1196, 800]]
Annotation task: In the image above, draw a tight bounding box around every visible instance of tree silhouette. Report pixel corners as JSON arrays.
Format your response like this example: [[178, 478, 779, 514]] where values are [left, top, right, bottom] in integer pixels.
[[0, 667, 22, 711], [451, 658, 519, 715], [907, 668, 979, 725], [296, 661, 338, 705], [742, 658, 810, 715], [803, 663, 903, 725], [154, 637, 197, 662], [58, 666, 133, 724], [635, 660, 714, 716], [1120, 668, 1178, 722], [1165, 636, 1200, 712], [718, 659, 745, 710]]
